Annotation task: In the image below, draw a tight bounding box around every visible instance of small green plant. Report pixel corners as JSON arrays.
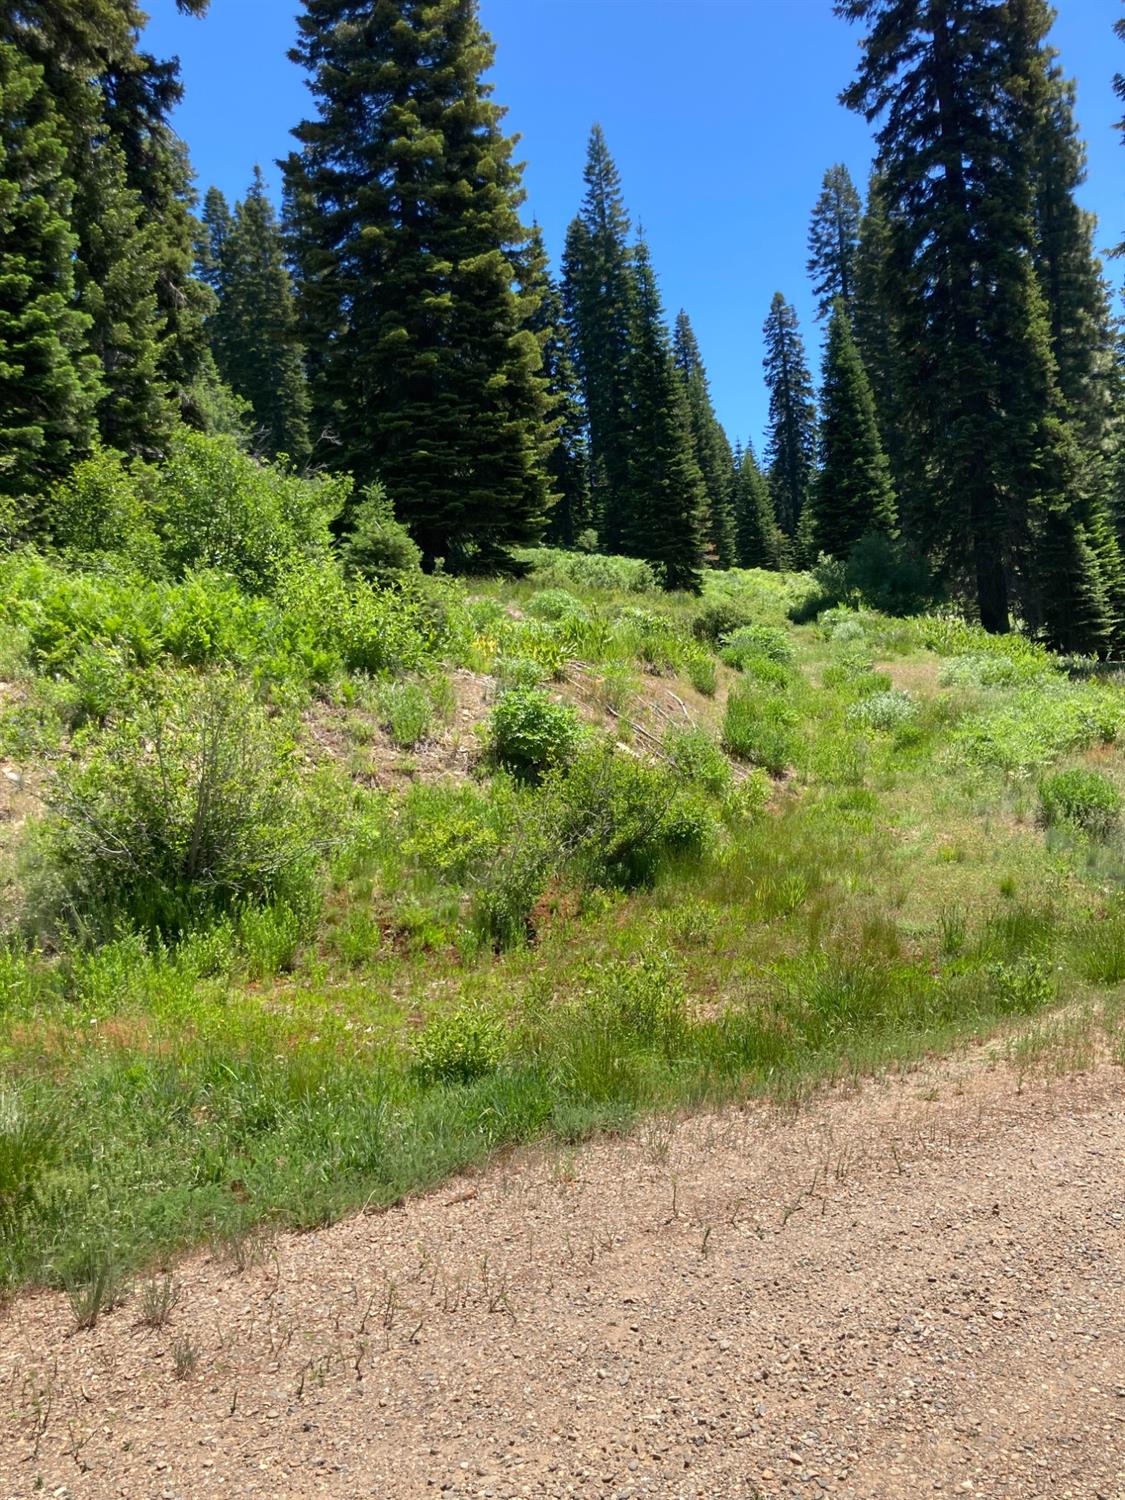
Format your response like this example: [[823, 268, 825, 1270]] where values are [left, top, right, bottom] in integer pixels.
[[1038, 766, 1122, 839], [683, 650, 717, 697], [719, 624, 794, 669], [172, 1334, 199, 1380], [720, 687, 796, 774], [139, 1273, 180, 1329], [413, 1003, 507, 1084], [494, 655, 545, 692], [988, 955, 1055, 1014], [64, 1247, 124, 1331], [0, 1096, 58, 1234], [487, 688, 581, 782], [691, 598, 754, 645], [846, 689, 916, 733], [663, 725, 733, 796], [525, 588, 589, 623], [375, 680, 433, 749]]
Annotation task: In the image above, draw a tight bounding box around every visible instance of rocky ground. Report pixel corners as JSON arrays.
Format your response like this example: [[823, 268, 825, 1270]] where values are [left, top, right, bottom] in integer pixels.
[[2, 1047, 1123, 1500]]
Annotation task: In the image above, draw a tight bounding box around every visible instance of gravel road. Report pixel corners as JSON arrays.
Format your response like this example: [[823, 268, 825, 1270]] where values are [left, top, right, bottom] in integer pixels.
[[2, 1052, 1123, 1499]]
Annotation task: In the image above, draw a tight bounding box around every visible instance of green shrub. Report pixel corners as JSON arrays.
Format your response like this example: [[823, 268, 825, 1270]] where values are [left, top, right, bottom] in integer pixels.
[[28, 671, 315, 940], [412, 1003, 507, 1085], [950, 682, 1122, 774], [1038, 766, 1122, 839], [684, 650, 717, 697], [488, 689, 581, 782], [525, 588, 589, 623], [48, 446, 161, 569], [719, 623, 794, 668], [494, 655, 546, 691], [375, 680, 434, 749], [584, 953, 689, 1054], [512, 548, 657, 594], [342, 482, 422, 584], [0, 1094, 58, 1234], [548, 743, 715, 891], [692, 598, 754, 645], [720, 687, 796, 773], [846, 689, 917, 733], [663, 725, 733, 796], [153, 431, 345, 593]]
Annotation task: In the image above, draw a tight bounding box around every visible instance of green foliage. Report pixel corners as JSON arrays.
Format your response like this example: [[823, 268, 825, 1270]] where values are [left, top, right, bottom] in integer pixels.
[[514, 547, 657, 594], [525, 588, 589, 623], [27, 671, 315, 940], [846, 689, 917, 733], [47, 446, 160, 567], [487, 689, 581, 782], [1038, 767, 1122, 838], [285, 0, 552, 566], [413, 1004, 507, 1085], [684, 650, 717, 697], [582, 953, 689, 1055], [721, 686, 797, 773], [719, 624, 794, 669], [843, 532, 931, 617], [692, 598, 754, 645], [0, 1094, 58, 1234], [762, 292, 816, 541], [375, 680, 436, 750], [662, 725, 733, 796], [342, 482, 422, 584], [154, 430, 343, 592], [950, 682, 1121, 775]]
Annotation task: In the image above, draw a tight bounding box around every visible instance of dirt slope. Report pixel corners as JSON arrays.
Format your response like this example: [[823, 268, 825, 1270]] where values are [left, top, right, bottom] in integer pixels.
[[3, 1053, 1124, 1500]]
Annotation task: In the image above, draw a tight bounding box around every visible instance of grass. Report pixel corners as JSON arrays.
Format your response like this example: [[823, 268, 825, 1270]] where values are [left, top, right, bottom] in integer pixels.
[[0, 554, 1123, 1296]]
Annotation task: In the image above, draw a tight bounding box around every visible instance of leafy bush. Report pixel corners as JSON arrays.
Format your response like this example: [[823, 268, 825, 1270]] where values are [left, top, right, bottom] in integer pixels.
[[846, 689, 917, 733], [692, 598, 754, 645], [494, 655, 546, 692], [27, 671, 315, 940], [683, 649, 717, 697], [412, 1003, 507, 1084], [487, 689, 581, 782], [663, 724, 733, 796], [721, 686, 797, 773], [938, 653, 1050, 689], [719, 624, 794, 669], [48, 447, 161, 569], [152, 431, 345, 593], [375, 680, 434, 749], [342, 482, 422, 584], [513, 548, 657, 594], [1038, 766, 1122, 839], [549, 743, 715, 891], [525, 588, 589, 623], [950, 682, 1122, 774]]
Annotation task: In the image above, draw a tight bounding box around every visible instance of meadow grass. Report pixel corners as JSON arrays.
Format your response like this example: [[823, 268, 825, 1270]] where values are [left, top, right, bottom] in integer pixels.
[[1, 555, 1123, 1306]]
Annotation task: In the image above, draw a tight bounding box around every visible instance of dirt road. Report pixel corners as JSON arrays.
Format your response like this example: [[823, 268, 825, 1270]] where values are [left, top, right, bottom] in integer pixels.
[[3, 1052, 1123, 1499]]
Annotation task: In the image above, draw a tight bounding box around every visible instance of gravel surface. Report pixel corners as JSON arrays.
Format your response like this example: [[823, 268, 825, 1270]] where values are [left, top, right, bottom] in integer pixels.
[[2, 1053, 1123, 1499]]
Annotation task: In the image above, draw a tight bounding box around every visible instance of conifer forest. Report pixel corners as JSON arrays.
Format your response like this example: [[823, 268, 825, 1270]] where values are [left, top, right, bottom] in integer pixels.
[[4, 12, 1125, 1485]]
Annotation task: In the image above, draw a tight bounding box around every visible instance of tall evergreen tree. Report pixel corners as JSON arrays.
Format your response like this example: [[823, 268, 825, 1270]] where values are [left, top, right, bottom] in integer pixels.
[[838, 0, 1113, 647], [806, 163, 862, 318], [0, 43, 98, 526], [522, 223, 591, 548], [561, 125, 634, 550], [622, 241, 706, 592], [672, 310, 737, 567], [197, 184, 232, 295], [284, 0, 551, 568], [852, 171, 907, 489], [811, 299, 896, 559], [733, 440, 782, 570], [761, 292, 816, 542], [207, 167, 311, 462]]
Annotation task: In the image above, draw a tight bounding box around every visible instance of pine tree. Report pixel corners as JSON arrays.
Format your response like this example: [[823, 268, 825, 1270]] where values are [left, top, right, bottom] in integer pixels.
[[0, 43, 98, 526], [284, 0, 551, 568], [672, 310, 737, 567], [622, 241, 706, 592], [811, 299, 896, 559], [73, 132, 172, 456], [761, 292, 816, 541], [197, 185, 232, 295], [207, 168, 311, 462], [733, 441, 782, 569], [838, 0, 1111, 646], [852, 171, 906, 489], [522, 223, 591, 548], [561, 125, 635, 551], [806, 163, 862, 318]]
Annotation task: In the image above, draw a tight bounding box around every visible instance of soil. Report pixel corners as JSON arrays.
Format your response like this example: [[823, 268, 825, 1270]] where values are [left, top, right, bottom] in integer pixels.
[[2, 1048, 1123, 1498]]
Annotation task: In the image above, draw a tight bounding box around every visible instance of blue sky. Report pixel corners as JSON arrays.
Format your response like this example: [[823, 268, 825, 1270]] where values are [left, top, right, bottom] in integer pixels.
[[142, 0, 1124, 453]]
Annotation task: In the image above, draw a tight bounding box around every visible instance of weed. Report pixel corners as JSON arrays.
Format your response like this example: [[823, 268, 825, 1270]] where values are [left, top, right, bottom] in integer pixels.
[[139, 1273, 180, 1329], [64, 1247, 124, 1331], [487, 689, 581, 782], [1038, 766, 1122, 839]]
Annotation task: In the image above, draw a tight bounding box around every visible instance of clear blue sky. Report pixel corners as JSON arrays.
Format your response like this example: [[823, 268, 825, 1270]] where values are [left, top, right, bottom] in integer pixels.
[[142, 0, 1123, 453]]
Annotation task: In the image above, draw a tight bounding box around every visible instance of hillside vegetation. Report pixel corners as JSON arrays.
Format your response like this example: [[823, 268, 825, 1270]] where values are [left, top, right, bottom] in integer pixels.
[[2, 443, 1125, 1313]]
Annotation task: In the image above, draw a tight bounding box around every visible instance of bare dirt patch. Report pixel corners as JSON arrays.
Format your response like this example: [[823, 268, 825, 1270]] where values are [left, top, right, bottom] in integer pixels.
[[3, 1051, 1123, 1498]]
